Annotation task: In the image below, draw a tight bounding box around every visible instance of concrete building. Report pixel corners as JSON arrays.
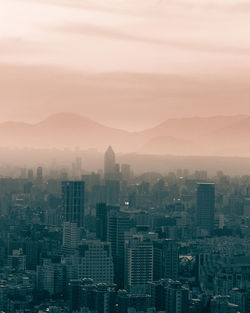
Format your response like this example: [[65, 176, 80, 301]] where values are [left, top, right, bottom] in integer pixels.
[[75, 240, 114, 284], [125, 236, 153, 294], [197, 183, 215, 235], [62, 180, 85, 227]]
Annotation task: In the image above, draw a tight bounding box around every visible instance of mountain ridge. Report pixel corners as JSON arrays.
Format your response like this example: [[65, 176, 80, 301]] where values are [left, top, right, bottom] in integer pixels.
[[0, 112, 250, 156]]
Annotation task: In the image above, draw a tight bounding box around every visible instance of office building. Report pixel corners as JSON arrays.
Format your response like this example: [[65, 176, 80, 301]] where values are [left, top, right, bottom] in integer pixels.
[[63, 221, 81, 253], [62, 181, 85, 227], [121, 164, 131, 181], [75, 240, 114, 284], [96, 203, 109, 241], [104, 146, 116, 180], [197, 183, 215, 235], [105, 179, 120, 205], [107, 209, 130, 288], [36, 166, 43, 183]]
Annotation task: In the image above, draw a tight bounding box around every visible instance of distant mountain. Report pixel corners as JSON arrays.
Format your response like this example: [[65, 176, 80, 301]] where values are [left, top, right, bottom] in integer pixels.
[[138, 115, 250, 156], [139, 115, 247, 140], [0, 112, 133, 151], [0, 113, 250, 156]]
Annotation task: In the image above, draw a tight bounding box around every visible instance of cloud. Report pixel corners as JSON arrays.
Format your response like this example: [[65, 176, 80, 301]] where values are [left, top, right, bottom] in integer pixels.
[[1, 0, 250, 75], [50, 23, 250, 57]]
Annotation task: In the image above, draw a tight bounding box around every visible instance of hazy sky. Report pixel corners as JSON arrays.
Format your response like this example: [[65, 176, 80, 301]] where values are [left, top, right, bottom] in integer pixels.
[[1, 0, 250, 130]]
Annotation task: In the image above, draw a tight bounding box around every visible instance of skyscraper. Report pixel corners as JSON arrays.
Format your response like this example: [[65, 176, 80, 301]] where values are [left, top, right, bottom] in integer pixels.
[[107, 209, 130, 288], [104, 146, 116, 180], [197, 183, 215, 235], [36, 166, 43, 183], [62, 181, 85, 227], [96, 203, 109, 242]]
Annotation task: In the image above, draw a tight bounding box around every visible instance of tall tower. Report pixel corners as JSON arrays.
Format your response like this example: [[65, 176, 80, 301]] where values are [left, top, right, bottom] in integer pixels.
[[107, 209, 130, 288], [62, 181, 85, 227], [104, 146, 116, 180], [197, 183, 215, 235], [96, 203, 109, 242]]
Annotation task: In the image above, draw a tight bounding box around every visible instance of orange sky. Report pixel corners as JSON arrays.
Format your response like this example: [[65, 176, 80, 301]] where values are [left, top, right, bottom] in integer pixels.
[[0, 0, 250, 130]]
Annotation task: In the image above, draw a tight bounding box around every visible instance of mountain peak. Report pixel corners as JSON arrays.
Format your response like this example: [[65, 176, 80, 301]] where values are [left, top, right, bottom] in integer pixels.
[[36, 112, 94, 126]]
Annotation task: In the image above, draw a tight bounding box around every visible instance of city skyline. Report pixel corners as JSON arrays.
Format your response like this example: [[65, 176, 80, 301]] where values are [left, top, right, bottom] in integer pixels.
[[1, 1, 250, 312], [1, 149, 250, 313]]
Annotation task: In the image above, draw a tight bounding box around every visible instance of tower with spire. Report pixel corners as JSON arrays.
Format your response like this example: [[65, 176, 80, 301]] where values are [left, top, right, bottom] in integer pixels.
[[104, 146, 116, 180]]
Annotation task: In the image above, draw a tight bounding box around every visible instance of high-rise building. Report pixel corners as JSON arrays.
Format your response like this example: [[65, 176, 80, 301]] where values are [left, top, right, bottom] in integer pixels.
[[107, 209, 130, 288], [75, 240, 114, 284], [91, 185, 107, 204], [62, 181, 85, 227], [197, 183, 215, 235], [121, 164, 131, 181], [72, 157, 82, 178], [124, 236, 153, 294], [37, 261, 55, 295], [104, 146, 116, 180], [153, 239, 179, 281], [36, 166, 43, 183], [105, 179, 120, 205], [22, 240, 40, 270], [27, 169, 34, 181], [36, 259, 65, 295], [68, 279, 82, 313], [63, 222, 81, 253], [96, 203, 109, 241]]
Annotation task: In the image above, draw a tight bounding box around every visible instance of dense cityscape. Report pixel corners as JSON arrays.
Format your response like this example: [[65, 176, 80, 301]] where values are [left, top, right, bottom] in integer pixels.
[[0, 146, 250, 313], [1, 0, 250, 312]]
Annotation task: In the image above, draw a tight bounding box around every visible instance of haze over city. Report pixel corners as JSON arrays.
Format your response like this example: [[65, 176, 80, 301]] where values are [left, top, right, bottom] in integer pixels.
[[1, 1, 250, 313]]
